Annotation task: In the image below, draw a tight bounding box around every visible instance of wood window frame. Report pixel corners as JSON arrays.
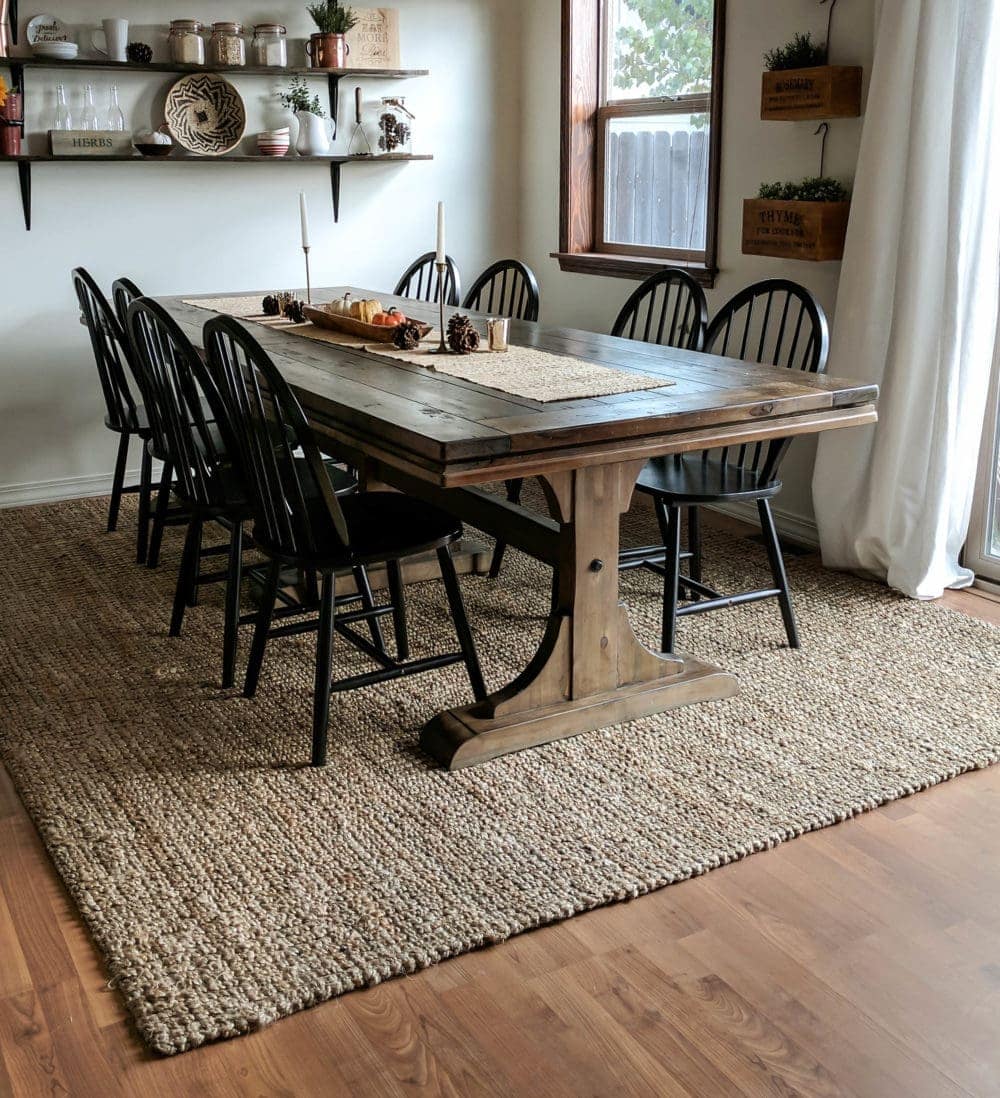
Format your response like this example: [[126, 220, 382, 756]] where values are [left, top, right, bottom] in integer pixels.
[[552, 0, 726, 286]]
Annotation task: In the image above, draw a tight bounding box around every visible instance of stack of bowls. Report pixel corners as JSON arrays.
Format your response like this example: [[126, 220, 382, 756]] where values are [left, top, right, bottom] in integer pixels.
[[32, 41, 79, 60], [257, 127, 290, 157]]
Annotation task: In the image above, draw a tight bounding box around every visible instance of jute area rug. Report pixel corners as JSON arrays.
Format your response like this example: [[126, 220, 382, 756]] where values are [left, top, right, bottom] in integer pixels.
[[0, 496, 996, 1055]]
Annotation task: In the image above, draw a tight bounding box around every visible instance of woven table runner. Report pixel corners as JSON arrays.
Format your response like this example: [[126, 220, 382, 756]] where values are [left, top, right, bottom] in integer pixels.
[[183, 296, 672, 402]]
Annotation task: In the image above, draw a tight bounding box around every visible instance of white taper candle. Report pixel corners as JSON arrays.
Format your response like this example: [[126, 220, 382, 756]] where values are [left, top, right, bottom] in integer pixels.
[[436, 201, 446, 264], [299, 192, 310, 250]]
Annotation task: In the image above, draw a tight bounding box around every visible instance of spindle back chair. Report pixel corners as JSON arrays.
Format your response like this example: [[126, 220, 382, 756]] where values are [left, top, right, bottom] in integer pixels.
[[463, 260, 540, 322], [394, 252, 462, 307], [610, 268, 708, 351], [72, 267, 155, 560]]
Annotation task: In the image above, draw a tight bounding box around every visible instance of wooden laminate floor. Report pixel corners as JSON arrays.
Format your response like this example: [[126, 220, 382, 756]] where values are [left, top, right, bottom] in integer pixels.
[[1, 525, 998, 1097]]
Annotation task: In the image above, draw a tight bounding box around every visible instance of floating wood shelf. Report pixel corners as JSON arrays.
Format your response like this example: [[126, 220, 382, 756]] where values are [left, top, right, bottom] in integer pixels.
[[0, 55, 431, 229], [2, 153, 433, 230]]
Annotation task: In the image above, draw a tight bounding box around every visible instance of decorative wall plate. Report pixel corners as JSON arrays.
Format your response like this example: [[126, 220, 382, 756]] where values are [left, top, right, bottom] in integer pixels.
[[26, 14, 71, 44], [165, 73, 247, 157]]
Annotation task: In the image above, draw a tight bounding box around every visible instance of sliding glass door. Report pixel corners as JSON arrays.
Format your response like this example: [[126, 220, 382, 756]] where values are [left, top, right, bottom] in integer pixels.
[[968, 361, 1000, 586]]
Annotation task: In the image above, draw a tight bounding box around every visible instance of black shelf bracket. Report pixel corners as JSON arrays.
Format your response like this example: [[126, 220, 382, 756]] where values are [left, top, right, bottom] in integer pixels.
[[9, 0, 17, 46], [17, 159, 30, 230], [330, 161, 341, 222], [10, 60, 24, 95], [327, 73, 341, 129]]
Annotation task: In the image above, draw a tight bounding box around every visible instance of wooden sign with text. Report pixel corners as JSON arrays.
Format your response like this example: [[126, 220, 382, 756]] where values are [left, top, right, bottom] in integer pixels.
[[49, 131, 134, 156], [742, 199, 850, 262], [761, 66, 862, 120], [346, 9, 401, 69]]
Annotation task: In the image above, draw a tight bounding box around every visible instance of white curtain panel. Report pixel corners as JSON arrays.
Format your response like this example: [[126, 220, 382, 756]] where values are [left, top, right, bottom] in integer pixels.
[[811, 0, 1000, 599]]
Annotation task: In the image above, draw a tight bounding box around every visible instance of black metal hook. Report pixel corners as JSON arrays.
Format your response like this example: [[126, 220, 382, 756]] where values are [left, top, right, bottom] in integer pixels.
[[814, 122, 830, 177], [819, 0, 838, 57]]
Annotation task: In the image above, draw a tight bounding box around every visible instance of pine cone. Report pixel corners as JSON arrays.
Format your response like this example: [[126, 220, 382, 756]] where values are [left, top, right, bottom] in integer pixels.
[[262, 294, 281, 316], [393, 320, 423, 351], [283, 299, 306, 324], [446, 314, 481, 355], [126, 41, 153, 64]]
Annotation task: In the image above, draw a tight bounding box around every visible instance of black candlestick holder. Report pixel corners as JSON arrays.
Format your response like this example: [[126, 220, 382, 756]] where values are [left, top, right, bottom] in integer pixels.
[[430, 260, 449, 355]]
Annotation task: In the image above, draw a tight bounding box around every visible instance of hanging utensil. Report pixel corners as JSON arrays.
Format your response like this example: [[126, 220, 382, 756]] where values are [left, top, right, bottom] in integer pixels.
[[348, 86, 372, 157]]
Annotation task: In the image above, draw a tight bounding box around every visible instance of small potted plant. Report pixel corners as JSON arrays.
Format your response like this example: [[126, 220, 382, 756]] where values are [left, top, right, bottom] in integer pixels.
[[305, 0, 358, 69], [279, 75, 331, 155], [743, 177, 851, 262], [761, 31, 861, 120]]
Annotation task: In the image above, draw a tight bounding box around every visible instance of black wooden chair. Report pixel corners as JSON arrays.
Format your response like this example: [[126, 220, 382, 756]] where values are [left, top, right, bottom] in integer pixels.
[[463, 259, 540, 322], [201, 315, 487, 767], [73, 268, 157, 565], [394, 251, 461, 307], [610, 267, 708, 350], [627, 279, 830, 653]]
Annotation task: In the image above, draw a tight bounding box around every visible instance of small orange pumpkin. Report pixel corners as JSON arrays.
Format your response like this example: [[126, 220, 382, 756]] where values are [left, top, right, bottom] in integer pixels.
[[371, 308, 406, 327]]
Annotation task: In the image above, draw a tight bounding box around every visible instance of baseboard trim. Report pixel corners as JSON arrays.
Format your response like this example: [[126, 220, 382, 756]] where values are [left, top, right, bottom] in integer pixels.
[[0, 469, 147, 509], [706, 501, 820, 550]]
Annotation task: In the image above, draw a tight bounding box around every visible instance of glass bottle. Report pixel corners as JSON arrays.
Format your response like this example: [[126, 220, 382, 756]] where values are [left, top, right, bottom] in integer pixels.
[[106, 84, 126, 132], [53, 84, 73, 131], [80, 84, 101, 131], [208, 22, 245, 66], [376, 97, 414, 156]]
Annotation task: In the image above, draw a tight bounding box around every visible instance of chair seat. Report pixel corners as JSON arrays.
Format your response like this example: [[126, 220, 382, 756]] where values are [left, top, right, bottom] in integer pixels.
[[254, 491, 462, 568], [636, 454, 782, 504], [106, 406, 150, 436]]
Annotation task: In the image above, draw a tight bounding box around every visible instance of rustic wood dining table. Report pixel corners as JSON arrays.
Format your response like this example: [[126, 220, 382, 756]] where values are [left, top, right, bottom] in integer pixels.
[[162, 287, 878, 771]]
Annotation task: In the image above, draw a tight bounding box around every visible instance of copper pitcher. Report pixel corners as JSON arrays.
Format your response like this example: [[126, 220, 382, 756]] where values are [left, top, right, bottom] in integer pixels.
[[306, 32, 349, 70]]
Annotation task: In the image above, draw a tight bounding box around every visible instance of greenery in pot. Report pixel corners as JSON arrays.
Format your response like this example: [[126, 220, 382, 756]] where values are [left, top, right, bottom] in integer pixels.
[[764, 32, 827, 71], [757, 177, 850, 202], [279, 75, 327, 117], [307, 0, 358, 35]]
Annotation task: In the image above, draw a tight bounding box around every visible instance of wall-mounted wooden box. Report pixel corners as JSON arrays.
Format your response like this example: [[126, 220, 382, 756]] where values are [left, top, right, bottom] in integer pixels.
[[49, 131, 134, 156], [742, 198, 850, 262], [761, 66, 862, 120]]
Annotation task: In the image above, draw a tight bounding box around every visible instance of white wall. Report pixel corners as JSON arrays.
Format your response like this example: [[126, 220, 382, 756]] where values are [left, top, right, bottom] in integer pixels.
[[518, 0, 875, 534], [0, 1, 522, 503]]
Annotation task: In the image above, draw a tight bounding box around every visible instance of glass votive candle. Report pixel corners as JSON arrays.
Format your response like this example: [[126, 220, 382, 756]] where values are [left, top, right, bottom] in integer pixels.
[[487, 318, 510, 352]]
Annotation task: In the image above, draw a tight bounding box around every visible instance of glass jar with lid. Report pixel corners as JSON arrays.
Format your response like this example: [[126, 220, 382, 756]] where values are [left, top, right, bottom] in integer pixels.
[[168, 20, 205, 65], [251, 24, 287, 67], [377, 97, 414, 156], [208, 22, 245, 66]]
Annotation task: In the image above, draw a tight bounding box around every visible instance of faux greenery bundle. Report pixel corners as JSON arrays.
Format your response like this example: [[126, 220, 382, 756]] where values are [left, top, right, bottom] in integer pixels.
[[279, 75, 327, 117], [764, 32, 827, 71], [307, 1, 358, 35], [757, 177, 850, 202]]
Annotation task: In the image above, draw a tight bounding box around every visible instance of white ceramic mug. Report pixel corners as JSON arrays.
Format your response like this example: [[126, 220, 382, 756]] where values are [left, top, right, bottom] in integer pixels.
[[92, 19, 128, 63]]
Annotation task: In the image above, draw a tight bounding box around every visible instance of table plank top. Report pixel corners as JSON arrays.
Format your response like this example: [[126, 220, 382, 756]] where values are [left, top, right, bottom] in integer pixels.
[[160, 287, 878, 486]]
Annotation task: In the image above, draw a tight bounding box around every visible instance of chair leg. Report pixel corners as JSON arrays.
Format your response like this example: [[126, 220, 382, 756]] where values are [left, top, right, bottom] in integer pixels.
[[170, 516, 202, 638], [221, 521, 244, 689], [386, 558, 410, 661], [655, 500, 682, 655], [438, 546, 487, 702], [147, 462, 173, 569], [687, 505, 702, 587], [757, 498, 800, 649], [488, 477, 525, 579], [311, 574, 337, 767], [107, 433, 130, 533], [352, 565, 388, 655], [244, 559, 281, 699], [135, 444, 153, 565]]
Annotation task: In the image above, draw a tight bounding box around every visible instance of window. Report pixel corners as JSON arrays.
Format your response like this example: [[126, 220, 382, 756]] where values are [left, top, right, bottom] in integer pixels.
[[555, 0, 725, 284]]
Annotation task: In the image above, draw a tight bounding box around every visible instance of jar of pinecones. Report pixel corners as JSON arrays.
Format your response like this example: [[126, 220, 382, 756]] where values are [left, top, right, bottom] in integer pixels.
[[377, 97, 414, 156]]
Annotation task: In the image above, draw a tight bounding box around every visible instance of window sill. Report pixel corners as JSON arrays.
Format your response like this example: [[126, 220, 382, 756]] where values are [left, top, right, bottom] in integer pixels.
[[550, 251, 717, 288]]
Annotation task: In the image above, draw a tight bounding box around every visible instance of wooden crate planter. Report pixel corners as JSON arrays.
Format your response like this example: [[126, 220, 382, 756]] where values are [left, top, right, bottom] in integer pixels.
[[742, 198, 850, 262], [761, 66, 862, 120]]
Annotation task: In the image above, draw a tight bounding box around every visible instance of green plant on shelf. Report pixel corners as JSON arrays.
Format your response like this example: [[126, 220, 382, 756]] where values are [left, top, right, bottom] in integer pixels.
[[757, 177, 850, 202], [764, 32, 827, 71], [278, 75, 327, 118], [306, 0, 359, 35]]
